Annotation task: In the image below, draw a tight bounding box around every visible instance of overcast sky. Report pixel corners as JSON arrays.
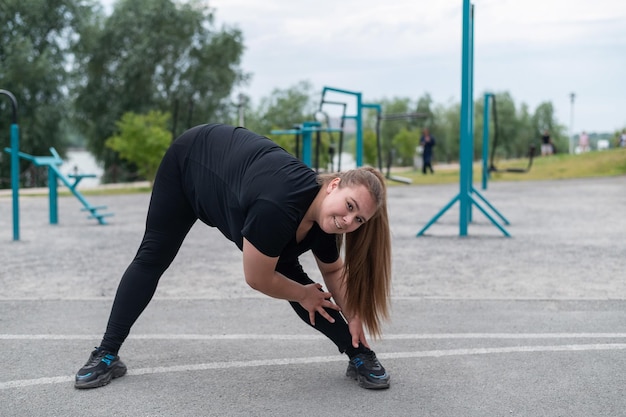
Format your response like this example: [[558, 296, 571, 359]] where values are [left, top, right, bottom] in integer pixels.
[[104, 0, 626, 133]]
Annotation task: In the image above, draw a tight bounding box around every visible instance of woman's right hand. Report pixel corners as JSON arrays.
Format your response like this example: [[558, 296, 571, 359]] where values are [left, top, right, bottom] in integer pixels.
[[299, 283, 341, 326]]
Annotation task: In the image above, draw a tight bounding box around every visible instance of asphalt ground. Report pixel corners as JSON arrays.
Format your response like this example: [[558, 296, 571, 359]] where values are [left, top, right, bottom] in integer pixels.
[[1, 175, 625, 417]]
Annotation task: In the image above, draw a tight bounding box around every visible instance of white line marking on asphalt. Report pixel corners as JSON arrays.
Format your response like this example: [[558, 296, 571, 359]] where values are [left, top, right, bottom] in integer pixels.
[[2, 343, 626, 390], [3, 333, 626, 340], [1, 296, 625, 301]]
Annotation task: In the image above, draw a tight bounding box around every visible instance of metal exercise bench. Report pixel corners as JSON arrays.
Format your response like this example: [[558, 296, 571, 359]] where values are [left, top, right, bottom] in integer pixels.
[[4, 147, 113, 225]]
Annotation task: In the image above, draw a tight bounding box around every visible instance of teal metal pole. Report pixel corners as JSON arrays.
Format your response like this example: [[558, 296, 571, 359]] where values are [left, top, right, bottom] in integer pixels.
[[472, 187, 510, 226], [355, 93, 363, 167], [416, 194, 460, 236], [482, 93, 491, 190], [417, 2, 510, 238], [459, 0, 472, 236], [301, 121, 320, 168], [10, 123, 20, 240], [468, 3, 475, 223], [48, 166, 59, 224]]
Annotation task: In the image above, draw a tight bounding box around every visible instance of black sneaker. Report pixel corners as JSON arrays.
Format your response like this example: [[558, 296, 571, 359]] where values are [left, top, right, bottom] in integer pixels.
[[75, 348, 127, 389], [346, 349, 390, 389]]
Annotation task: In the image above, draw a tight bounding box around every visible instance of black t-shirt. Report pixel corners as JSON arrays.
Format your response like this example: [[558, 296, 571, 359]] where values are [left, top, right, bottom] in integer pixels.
[[181, 124, 339, 265]]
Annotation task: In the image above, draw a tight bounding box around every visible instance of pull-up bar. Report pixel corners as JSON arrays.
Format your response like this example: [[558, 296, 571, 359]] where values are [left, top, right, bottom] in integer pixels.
[[320, 87, 364, 167]]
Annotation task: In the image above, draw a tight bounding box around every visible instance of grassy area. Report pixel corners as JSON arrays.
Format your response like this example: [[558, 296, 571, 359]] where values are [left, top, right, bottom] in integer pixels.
[[77, 185, 153, 196], [389, 147, 626, 186], [12, 183, 152, 198], [7, 148, 626, 197]]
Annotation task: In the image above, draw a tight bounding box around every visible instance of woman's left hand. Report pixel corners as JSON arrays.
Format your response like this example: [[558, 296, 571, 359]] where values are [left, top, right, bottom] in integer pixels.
[[347, 316, 370, 349]]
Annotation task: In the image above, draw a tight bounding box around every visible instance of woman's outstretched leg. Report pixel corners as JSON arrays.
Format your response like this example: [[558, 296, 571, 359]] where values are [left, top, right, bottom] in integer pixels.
[[101, 139, 197, 353], [76, 136, 197, 389]]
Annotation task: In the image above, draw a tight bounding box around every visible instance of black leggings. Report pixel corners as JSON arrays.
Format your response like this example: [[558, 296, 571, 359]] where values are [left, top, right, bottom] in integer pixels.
[[100, 130, 354, 355]]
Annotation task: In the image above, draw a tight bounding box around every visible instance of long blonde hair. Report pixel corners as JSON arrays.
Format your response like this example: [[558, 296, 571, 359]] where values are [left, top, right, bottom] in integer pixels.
[[317, 167, 391, 338]]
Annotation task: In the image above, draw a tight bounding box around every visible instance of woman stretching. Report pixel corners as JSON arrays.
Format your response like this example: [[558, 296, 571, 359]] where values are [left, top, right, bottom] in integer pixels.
[[74, 123, 392, 390]]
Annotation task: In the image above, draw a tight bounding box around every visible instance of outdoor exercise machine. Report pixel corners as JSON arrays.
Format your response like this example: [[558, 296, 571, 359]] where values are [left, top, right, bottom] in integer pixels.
[[1, 89, 20, 240], [361, 102, 428, 184], [4, 146, 113, 226], [270, 121, 342, 171], [273, 88, 365, 172], [315, 99, 347, 172], [316, 89, 424, 182], [481, 93, 536, 190], [319, 86, 365, 167], [417, 0, 511, 237]]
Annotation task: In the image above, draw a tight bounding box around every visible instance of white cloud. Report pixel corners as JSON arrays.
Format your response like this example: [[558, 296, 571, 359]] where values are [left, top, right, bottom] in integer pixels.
[[101, 0, 626, 131]]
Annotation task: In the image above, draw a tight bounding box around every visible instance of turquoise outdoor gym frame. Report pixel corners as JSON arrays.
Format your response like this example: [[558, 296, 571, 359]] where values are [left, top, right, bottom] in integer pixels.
[[0, 89, 20, 240], [320, 86, 364, 167], [4, 147, 113, 225], [416, 1, 510, 237], [271, 121, 342, 169]]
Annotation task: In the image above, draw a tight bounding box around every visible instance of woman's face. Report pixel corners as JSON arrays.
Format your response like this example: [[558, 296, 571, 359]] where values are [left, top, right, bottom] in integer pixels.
[[318, 178, 378, 234]]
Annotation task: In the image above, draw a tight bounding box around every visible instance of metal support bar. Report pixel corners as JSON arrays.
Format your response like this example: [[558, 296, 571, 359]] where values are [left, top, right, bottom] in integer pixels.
[[416, 1, 511, 238], [471, 186, 510, 225]]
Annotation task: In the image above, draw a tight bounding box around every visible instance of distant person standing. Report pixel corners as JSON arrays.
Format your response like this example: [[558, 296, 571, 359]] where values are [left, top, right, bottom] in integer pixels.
[[419, 128, 436, 174], [579, 131, 590, 152], [619, 130, 626, 148], [540, 129, 553, 156]]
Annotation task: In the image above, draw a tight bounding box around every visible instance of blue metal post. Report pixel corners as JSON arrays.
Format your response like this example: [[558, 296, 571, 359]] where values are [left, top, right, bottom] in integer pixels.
[[468, 3, 475, 223], [301, 121, 320, 168], [355, 93, 363, 167], [48, 166, 59, 224], [459, 0, 472, 236], [416, 1, 511, 238], [10, 123, 20, 240]]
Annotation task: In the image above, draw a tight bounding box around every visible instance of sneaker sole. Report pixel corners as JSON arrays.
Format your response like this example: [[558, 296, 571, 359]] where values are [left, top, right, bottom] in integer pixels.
[[74, 363, 127, 389], [346, 366, 391, 390]]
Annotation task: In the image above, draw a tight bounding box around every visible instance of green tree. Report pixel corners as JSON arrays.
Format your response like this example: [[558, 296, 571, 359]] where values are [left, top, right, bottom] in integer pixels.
[[516, 103, 535, 155], [532, 101, 567, 154], [392, 127, 421, 167], [362, 128, 379, 168], [489, 92, 520, 159], [434, 102, 461, 163], [415, 93, 447, 164], [415, 93, 436, 129], [249, 81, 319, 156], [73, 0, 247, 181], [378, 97, 413, 167], [105, 110, 171, 182], [0, 0, 98, 187], [249, 81, 316, 133]]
